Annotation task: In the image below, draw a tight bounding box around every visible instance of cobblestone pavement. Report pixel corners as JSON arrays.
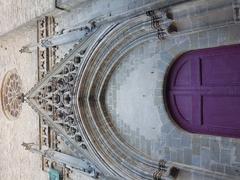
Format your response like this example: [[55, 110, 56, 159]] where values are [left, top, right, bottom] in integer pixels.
[[0, 28, 47, 180]]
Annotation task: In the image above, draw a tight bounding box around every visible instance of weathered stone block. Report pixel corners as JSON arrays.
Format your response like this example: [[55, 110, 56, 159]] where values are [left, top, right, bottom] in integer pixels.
[[181, 134, 191, 147], [177, 149, 184, 163], [200, 137, 209, 147], [210, 163, 224, 173], [220, 138, 231, 149], [225, 166, 240, 176], [220, 149, 231, 164], [170, 150, 178, 162], [184, 148, 192, 165], [200, 147, 210, 169], [192, 136, 201, 155], [192, 155, 200, 167], [164, 147, 170, 160], [210, 139, 220, 162]]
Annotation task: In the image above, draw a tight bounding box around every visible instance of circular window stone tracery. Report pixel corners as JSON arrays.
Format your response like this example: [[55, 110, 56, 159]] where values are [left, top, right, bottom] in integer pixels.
[[1, 69, 23, 120]]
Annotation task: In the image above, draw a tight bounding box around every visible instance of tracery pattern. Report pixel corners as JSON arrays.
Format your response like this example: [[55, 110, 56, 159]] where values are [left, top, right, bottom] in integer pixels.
[[32, 55, 85, 146], [1, 69, 23, 120]]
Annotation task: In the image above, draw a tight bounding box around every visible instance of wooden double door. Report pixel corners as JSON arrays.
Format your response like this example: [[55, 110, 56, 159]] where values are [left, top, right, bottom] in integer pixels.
[[166, 44, 240, 137]]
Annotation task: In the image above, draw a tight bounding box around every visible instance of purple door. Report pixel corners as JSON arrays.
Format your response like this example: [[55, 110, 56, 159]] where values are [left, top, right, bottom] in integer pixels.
[[166, 44, 240, 138]]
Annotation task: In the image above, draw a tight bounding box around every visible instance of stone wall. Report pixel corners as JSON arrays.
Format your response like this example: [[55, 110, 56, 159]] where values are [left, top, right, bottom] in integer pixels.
[[0, 24, 47, 180], [0, 0, 55, 36]]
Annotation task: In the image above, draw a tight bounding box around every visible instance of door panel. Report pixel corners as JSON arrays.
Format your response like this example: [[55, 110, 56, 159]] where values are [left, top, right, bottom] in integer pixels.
[[203, 96, 240, 128], [166, 44, 240, 138], [201, 54, 240, 86]]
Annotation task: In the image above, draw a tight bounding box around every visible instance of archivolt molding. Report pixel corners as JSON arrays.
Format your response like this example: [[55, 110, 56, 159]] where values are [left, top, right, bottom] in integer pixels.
[[75, 14, 164, 179], [25, 24, 117, 178]]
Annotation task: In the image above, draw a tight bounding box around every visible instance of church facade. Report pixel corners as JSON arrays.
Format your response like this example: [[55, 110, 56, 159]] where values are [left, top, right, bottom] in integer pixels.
[[0, 0, 240, 180]]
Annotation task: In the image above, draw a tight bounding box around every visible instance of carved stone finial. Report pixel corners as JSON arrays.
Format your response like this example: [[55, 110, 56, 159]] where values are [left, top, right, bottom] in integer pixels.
[[19, 46, 33, 53], [21, 142, 35, 150], [146, 9, 177, 40], [153, 160, 179, 180], [233, 0, 240, 22]]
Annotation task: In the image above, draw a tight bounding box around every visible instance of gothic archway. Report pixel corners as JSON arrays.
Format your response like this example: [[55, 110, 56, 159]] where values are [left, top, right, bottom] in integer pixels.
[[74, 15, 169, 179], [25, 2, 240, 179]]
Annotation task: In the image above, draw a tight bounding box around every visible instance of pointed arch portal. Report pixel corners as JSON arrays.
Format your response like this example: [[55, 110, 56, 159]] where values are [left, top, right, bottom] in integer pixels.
[[166, 44, 240, 138], [26, 4, 240, 179]]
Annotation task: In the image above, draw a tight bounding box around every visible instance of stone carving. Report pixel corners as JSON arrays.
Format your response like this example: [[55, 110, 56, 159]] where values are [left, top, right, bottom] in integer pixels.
[[153, 160, 179, 180], [26, 12, 181, 179], [36, 16, 60, 152], [22, 15, 103, 179], [1, 69, 23, 120], [22, 142, 99, 178], [233, 0, 240, 22], [41, 21, 97, 48], [37, 16, 56, 80], [30, 55, 85, 146], [19, 45, 33, 53], [146, 9, 177, 40], [22, 142, 35, 150]]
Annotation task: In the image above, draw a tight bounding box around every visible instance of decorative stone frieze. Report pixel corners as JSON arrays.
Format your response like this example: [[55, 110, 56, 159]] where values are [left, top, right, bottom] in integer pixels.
[[146, 9, 177, 40], [1, 69, 23, 120], [37, 16, 57, 80], [29, 55, 86, 147]]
